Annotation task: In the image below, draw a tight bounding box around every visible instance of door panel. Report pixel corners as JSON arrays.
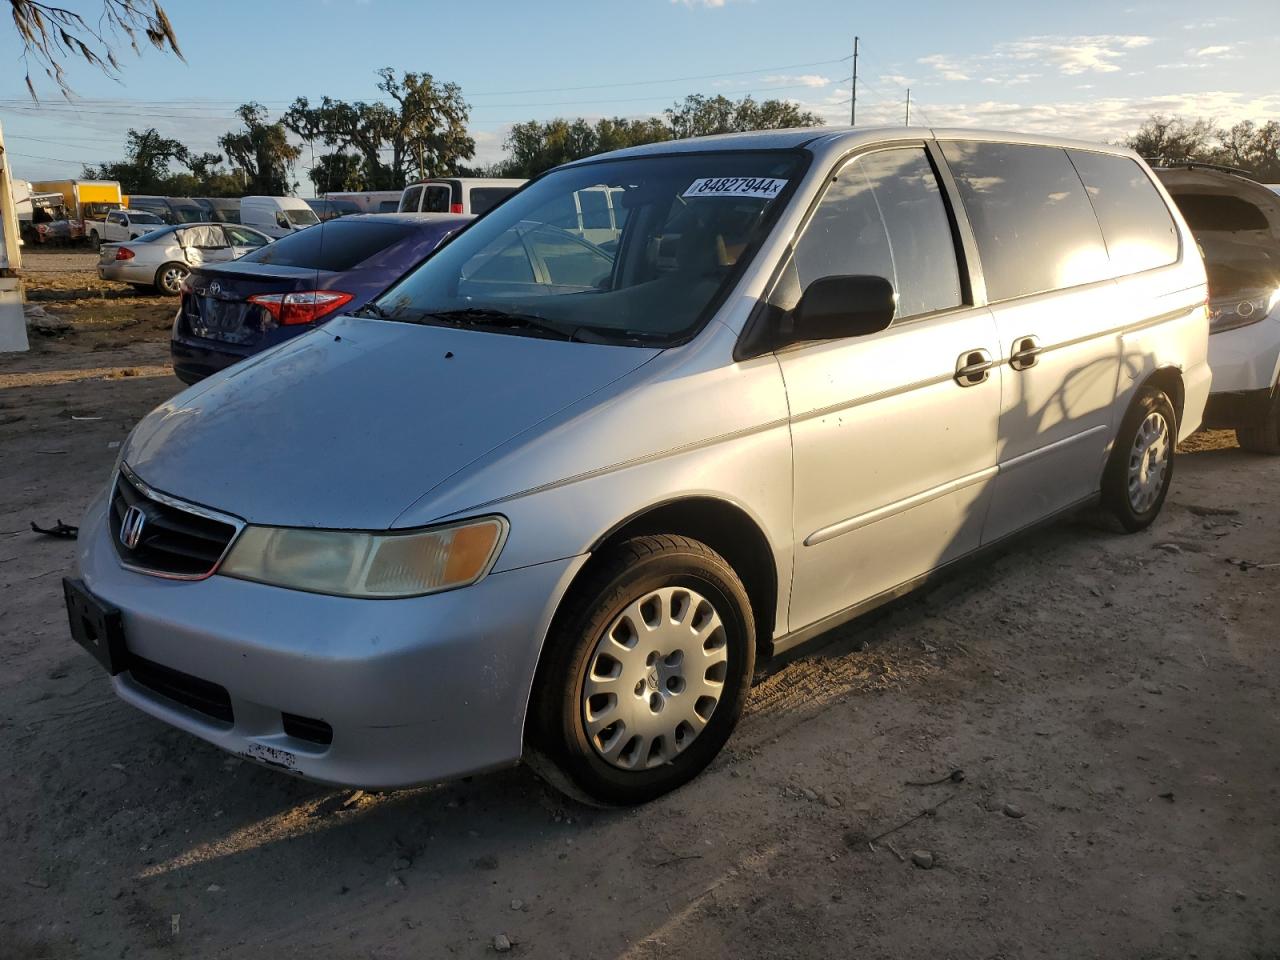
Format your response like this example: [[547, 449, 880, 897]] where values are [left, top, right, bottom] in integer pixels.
[[773, 144, 1000, 633], [983, 283, 1123, 542], [781, 308, 1002, 629]]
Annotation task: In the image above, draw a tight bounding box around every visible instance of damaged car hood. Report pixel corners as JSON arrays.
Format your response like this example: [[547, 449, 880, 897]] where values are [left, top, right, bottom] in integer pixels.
[[123, 315, 659, 529]]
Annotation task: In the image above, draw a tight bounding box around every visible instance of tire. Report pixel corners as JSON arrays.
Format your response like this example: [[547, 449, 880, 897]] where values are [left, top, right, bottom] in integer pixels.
[[89, 232, 101, 251], [1235, 388, 1280, 455], [1101, 385, 1177, 532], [529, 535, 756, 806], [154, 262, 189, 295]]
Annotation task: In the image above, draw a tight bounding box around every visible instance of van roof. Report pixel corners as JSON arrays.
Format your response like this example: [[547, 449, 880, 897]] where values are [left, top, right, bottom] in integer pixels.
[[241, 195, 312, 207], [572, 126, 1142, 165]]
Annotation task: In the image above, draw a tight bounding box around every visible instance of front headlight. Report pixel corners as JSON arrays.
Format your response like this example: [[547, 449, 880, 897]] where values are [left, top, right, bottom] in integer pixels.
[[1209, 287, 1280, 334], [219, 516, 507, 598]]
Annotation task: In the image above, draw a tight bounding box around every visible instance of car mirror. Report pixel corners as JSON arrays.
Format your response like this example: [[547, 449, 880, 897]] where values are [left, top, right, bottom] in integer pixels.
[[789, 275, 896, 344]]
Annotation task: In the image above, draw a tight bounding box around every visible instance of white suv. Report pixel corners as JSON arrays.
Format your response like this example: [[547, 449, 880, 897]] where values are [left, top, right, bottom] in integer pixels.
[[1156, 165, 1280, 452]]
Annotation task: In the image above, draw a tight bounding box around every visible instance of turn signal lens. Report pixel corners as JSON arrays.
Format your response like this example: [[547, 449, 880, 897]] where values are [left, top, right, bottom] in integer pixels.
[[248, 291, 354, 325]]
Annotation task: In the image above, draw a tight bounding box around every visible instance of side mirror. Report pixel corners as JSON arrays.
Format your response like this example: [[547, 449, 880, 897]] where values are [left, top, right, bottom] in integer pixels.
[[791, 275, 896, 343]]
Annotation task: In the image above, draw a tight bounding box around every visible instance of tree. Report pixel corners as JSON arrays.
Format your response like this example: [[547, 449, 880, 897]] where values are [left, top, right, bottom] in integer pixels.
[[82, 128, 243, 196], [375, 67, 475, 181], [11, 0, 182, 97], [1124, 115, 1224, 164], [498, 116, 671, 178], [1218, 121, 1280, 182], [664, 94, 823, 140], [309, 152, 364, 194], [219, 102, 301, 196]]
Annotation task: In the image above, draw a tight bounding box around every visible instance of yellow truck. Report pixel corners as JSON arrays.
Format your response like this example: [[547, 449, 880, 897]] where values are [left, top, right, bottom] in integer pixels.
[[31, 179, 123, 240]]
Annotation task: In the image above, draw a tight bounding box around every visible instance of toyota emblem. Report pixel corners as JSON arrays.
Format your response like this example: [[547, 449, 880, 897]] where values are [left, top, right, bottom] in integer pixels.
[[119, 505, 147, 550], [208, 281, 221, 296]]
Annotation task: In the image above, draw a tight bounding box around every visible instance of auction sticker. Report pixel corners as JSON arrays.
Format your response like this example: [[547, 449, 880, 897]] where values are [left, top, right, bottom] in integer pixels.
[[683, 177, 788, 200]]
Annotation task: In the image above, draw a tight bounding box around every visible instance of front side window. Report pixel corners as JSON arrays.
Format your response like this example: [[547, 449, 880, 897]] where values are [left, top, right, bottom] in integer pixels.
[[785, 146, 963, 322], [941, 141, 1109, 301], [1069, 150, 1179, 277], [284, 207, 320, 227], [368, 151, 805, 346], [107, 212, 124, 225], [225, 225, 267, 247]]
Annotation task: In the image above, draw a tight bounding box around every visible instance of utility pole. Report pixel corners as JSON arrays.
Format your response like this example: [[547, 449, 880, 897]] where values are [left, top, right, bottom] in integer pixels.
[[850, 36, 859, 126], [905, 88, 911, 127]]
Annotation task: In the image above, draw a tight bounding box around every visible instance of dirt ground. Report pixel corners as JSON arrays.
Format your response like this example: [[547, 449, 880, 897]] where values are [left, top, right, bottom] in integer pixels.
[[2, 252, 1278, 959]]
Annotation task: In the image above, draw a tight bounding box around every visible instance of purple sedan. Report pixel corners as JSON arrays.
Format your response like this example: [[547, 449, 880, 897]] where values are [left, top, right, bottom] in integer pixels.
[[170, 213, 472, 384]]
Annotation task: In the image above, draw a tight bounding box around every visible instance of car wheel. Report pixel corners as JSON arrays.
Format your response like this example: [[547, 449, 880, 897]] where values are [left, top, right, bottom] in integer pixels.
[[1235, 387, 1280, 455], [155, 262, 189, 295], [89, 232, 101, 250], [1101, 385, 1177, 532], [529, 535, 755, 806]]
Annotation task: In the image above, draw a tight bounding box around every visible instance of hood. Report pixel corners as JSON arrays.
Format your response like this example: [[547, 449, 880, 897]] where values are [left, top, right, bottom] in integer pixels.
[[124, 316, 659, 528]]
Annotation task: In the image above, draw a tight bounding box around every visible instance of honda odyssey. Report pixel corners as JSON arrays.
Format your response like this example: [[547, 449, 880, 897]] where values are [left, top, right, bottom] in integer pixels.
[[66, 128, 1210, 805]]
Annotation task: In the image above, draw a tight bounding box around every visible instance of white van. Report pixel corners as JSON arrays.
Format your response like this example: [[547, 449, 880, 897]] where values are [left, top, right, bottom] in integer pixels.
[[398, 178, 526, 216], [70, 128, 1211, 806], [240, 196, 319, 239]]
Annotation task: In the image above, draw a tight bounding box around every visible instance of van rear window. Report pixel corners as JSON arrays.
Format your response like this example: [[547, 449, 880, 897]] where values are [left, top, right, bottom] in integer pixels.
[[1169, 193, 1270, 232], [242, 220, 413, 271], [470, 187, 515, 216]]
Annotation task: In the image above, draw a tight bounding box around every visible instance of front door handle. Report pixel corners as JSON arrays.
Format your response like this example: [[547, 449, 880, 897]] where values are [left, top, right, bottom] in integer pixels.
[[1010, 335, 1042, 371], [955, 348, 994, 387]]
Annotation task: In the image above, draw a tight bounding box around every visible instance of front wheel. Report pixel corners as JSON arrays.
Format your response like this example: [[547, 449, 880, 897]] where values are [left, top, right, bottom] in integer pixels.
[[154, 262, 189, 295], [529, 535, 755, 806], [1101, 385, 1177, 532]]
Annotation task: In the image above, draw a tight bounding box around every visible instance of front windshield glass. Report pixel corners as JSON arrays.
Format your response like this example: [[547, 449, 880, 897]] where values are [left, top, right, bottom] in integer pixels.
[[128, 212, 163, 224], [285, 207, 321, 226], [368, 150, 805, 346]]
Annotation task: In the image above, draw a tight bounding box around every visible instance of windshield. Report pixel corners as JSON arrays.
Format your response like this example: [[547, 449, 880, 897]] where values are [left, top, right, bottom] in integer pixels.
[[170, 203, 206, 224], [367, 151, 804, 346], [128, 212, 163, 224], [285, 207, 321, 226]]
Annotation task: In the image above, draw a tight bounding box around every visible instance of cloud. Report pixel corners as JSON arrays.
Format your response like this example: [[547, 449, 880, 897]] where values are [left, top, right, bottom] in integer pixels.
[[759, 74, 833, 89], [918, 54, 970, 82], [1192, 44, 1234, 57], [1000, 34, 1153, 75]]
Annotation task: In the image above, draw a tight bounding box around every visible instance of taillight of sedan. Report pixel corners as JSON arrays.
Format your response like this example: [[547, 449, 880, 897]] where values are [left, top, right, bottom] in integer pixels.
[[247, 291, 354, 326], [115, 247, 135, 261]]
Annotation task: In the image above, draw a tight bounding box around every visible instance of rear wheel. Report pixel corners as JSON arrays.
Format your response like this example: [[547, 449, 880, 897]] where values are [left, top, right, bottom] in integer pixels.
[[1101, 385, 1177, 532], [529, 535, 755, 806], [1235, 387, 1280, 455], [89, 232, 101, 251], [154, 262, 189, 295]]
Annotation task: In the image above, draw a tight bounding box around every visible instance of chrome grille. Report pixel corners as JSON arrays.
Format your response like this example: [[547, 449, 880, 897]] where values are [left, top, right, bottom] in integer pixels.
[[109, 467, 241, 579]]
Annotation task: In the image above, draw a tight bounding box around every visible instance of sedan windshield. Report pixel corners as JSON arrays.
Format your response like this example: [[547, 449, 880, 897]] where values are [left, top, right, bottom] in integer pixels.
[[367, 151, 805, 346]]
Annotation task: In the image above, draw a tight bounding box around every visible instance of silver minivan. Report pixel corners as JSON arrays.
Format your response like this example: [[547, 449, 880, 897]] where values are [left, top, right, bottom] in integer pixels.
[[66, 128, 1211, 805]]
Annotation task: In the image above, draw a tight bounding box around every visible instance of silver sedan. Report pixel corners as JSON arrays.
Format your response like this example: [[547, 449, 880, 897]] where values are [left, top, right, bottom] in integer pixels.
[[97, 222, 272, 294]]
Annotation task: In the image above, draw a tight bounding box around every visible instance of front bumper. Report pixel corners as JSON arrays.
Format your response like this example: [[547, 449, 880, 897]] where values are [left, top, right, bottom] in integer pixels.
[[76, 488, 587, 788]]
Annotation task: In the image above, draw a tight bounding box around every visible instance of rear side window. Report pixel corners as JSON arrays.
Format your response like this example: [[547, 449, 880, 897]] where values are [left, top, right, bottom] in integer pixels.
[[791, 146, 962, 322], [941, 141, 1109, 301], [577, 189, 610, 229], [1169, 193, 1270, 232], [399, 185, 423, 213], [242, 221, 413, 271], [423, 184, 452, 213], [1068, 151, 1179, 276], [470, 187, 515, 216]]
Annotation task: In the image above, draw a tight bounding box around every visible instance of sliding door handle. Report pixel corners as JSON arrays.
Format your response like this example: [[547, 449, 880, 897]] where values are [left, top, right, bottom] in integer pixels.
[[1010, 335, 1042, 371], [955, 348, 994, 387]]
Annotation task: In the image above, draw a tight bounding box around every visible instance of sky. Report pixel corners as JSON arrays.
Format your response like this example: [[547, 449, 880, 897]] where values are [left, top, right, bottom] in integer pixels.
[[0, 0, 1275, 195]]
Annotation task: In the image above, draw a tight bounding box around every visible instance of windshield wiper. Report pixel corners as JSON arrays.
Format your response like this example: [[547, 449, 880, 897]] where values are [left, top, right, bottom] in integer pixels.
[[351, 302, 394, 319], [414, 307, 577, 341]]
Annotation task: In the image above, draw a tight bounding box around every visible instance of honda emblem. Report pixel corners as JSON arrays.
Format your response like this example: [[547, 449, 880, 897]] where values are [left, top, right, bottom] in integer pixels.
[[119, 505, 147, 550]]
